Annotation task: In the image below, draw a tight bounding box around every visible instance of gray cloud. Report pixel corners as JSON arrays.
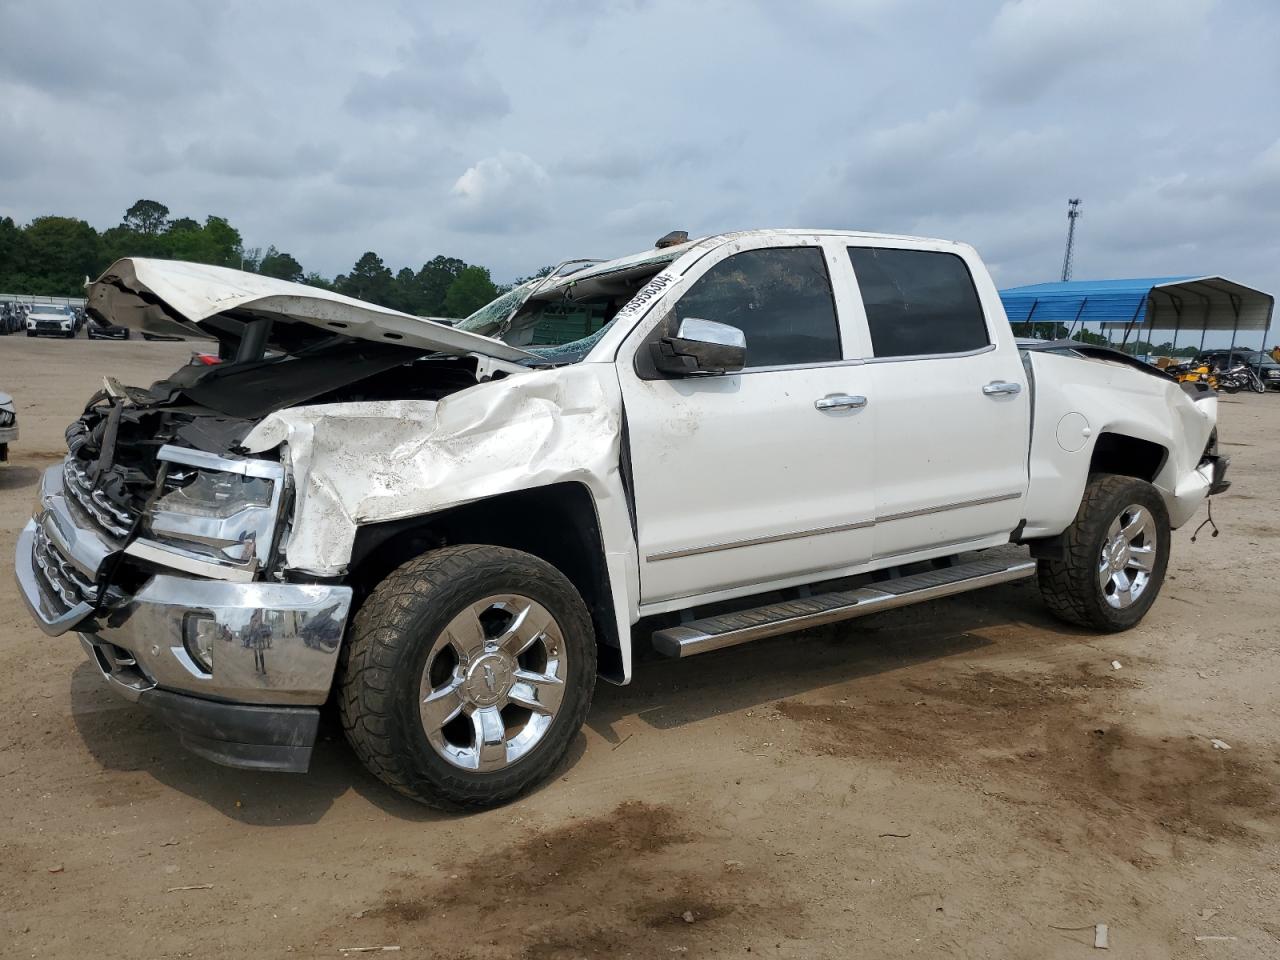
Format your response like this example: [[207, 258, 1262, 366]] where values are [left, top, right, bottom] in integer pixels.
[[447, 152, 552, 234], [0, 0, 1276, 314], [344, 28, 509, 123], [976, 0, 1215, 104]]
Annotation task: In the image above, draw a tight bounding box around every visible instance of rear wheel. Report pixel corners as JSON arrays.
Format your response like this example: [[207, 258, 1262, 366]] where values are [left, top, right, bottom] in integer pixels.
[[1037, 474, 1171, 632], [339, 545, 596, 810]]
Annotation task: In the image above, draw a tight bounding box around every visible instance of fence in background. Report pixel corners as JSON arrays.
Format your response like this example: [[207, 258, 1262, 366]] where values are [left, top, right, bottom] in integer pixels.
[[0, 294, 87, 308]]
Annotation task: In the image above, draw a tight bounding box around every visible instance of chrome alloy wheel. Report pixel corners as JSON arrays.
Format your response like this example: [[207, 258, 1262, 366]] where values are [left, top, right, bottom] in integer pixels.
[[418, 595, 567, 772], [1098, 504, 1158, 609]]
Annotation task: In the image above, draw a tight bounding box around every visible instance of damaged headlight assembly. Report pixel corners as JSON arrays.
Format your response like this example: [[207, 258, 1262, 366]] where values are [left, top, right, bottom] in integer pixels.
[[125, 445, 288, 582]]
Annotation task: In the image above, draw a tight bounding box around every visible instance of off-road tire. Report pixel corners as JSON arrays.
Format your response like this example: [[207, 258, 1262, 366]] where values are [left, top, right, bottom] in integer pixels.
[[1036, 473, 1171, 632], [338, 544, 596, 810]]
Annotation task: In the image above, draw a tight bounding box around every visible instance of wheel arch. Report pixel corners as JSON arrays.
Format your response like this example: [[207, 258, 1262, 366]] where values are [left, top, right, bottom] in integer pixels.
[[1087, 431, 1168, 482], [347, 481, 627, 682]]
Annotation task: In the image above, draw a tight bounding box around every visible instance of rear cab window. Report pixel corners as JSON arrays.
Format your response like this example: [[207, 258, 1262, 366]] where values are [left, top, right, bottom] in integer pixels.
[[847, 247, 990, 359]]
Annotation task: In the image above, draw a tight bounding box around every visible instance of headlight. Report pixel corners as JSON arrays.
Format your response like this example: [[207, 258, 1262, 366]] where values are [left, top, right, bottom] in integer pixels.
[[141, 445, 287, 577], [0, 408, 14, 427]]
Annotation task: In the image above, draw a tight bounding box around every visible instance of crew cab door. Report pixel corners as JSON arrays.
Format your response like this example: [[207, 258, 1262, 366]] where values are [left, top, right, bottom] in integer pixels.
[[617, 238, 875, 607], [841, 243, 1030, 559]]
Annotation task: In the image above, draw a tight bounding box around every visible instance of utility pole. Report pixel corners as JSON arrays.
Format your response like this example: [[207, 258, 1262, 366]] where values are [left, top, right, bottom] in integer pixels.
[[1060, 198, 1082, 282]]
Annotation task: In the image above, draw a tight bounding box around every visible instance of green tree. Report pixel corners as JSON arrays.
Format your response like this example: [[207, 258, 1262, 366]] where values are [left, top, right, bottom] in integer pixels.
[[258, 246, 305, 282], [444, 265, 499, 318], [17, 216, 101, 295], [339, 251, 394, 303], [0, 215, 25, 287], [123, 199, 170, 236], [389, 266, 419, 313], [414, 255, 468, 315]]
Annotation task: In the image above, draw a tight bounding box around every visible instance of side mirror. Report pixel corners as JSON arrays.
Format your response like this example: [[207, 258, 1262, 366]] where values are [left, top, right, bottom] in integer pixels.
[[651, 317, 746, 377]]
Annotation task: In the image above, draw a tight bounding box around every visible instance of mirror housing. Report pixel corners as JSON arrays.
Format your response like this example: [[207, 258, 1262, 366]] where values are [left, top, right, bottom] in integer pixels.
[[651, 317, 746, 377]]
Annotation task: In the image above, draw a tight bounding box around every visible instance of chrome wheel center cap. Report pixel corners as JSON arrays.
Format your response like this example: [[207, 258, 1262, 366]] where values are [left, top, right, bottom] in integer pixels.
[[463, 652, 513, 707], [1105, 536, 1130, 571]]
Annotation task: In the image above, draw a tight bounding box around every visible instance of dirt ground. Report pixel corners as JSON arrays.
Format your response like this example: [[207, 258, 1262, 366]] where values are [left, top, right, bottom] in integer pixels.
[[1, 337, 1277, 959]]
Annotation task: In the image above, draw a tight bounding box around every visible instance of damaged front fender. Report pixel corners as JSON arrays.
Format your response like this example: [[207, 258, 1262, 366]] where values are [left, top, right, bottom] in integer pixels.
[[241, 364, 641, 677]]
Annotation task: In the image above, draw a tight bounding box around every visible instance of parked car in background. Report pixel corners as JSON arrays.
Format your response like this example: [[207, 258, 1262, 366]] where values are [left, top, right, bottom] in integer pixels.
[[87, 316, 131, 340], [1192, 348, 1280, 390], [1, 303, 21, 334], [25, 305, 78, 338], [0, 391, 17, 462]]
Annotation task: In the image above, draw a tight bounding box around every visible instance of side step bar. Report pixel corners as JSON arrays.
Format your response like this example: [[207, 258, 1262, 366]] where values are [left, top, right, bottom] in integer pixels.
[[651, 556, 1036, 659]]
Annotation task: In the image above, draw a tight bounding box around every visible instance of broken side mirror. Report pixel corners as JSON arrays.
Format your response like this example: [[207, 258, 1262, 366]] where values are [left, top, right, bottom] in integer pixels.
[[651, 317, 746, 377]]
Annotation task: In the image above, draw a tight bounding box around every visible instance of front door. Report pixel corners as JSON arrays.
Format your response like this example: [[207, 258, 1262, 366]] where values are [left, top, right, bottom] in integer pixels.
[[617, 241, 876, 606]]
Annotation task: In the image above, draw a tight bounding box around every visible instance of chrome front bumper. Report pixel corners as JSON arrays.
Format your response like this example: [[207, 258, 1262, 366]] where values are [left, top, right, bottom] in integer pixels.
[[15, 464, 353, 709]]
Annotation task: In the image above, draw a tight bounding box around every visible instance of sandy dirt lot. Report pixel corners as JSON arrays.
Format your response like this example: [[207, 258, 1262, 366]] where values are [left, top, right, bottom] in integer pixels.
[[1, 337, 1277, 959]]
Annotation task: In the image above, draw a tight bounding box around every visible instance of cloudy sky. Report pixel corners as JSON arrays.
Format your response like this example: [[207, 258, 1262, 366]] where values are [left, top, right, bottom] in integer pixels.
[[3, 0, 1278, 305]]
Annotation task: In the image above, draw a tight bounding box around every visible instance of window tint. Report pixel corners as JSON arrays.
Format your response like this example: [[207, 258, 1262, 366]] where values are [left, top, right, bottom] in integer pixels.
[[673, 246, 840, 367], [848, 247, 989, 359]]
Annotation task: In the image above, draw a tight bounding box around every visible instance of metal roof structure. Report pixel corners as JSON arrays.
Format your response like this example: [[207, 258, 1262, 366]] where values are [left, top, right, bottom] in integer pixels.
[[999, 276, 1274, 351]]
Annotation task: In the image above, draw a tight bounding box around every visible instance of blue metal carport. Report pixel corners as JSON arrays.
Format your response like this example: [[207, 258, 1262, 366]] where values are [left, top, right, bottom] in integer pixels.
[[999, 277, 1274, 353]]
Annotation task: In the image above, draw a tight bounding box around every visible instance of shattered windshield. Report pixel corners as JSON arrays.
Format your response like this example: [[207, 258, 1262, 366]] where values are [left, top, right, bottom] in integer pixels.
[[455, 256, 675, 366]]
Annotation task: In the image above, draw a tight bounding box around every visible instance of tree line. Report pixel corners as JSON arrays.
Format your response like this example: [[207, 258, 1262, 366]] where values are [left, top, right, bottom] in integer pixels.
[[0, 199, 519, 318]]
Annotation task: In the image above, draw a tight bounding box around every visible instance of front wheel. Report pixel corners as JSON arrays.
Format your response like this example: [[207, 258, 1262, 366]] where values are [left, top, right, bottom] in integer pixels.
[[1037, 474, 1171, 632], [339, 544, 597, 810]]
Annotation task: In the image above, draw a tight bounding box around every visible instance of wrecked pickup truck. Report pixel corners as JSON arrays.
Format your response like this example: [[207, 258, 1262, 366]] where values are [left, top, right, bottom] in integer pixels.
[[15, 230, 1229, 808]]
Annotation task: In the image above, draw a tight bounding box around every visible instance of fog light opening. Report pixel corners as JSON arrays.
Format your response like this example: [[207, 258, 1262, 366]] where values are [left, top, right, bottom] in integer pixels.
[[182, 612, 216, 675]]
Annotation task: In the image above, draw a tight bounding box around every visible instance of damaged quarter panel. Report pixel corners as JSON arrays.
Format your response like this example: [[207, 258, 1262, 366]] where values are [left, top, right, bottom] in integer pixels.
[[1020, 350, 1217, 537], [240, 363, 641, 676]]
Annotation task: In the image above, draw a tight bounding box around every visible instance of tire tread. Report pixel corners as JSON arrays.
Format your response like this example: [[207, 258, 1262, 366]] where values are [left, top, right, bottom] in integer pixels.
[[338, 545, 595, 810]]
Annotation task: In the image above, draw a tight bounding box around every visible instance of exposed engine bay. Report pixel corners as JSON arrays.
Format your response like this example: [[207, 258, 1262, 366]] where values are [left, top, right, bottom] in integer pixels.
[[66, 345, 494, 532]]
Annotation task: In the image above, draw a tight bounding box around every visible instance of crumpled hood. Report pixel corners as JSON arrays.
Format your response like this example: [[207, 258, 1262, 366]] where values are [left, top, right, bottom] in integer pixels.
[[86, 257, 537, 363]]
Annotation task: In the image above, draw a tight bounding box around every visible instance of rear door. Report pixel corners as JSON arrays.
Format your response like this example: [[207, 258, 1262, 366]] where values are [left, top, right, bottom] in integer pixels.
[[842, 243, 1031, 560]]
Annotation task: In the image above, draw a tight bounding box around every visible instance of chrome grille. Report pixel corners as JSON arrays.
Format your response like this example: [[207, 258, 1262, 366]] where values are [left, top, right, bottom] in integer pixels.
[[63, 458, 136, 540], [32, 523, 99, 610]]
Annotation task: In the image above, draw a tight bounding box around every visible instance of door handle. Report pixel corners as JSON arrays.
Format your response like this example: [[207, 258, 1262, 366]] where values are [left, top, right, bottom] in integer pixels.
[[982, 381, 1022, 397], [814, 393, 868, 411]]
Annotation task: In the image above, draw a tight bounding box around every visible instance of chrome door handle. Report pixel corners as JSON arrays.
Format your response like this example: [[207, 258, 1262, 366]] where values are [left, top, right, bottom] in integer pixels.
[[982, 381, 1022, 397], [814, 393, 868, 411]]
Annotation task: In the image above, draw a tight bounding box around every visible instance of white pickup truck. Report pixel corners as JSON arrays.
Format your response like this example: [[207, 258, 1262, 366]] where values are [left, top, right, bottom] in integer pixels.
[[15, 229, 1229, 808]]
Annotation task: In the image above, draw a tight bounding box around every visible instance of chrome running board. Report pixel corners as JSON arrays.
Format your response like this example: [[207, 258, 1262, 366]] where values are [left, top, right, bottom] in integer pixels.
[[651, 556, 1036, 659]]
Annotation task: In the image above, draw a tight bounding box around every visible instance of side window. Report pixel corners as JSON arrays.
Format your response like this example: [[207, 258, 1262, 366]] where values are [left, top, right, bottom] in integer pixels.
[[847, 247, 989, 359], [672, 246, 841, 368]]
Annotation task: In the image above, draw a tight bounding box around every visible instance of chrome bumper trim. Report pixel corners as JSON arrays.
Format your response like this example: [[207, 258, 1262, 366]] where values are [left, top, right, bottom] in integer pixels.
[[16, 521, 95, 636], [81, 574, 352, 705], [16, 461, 353, 704]]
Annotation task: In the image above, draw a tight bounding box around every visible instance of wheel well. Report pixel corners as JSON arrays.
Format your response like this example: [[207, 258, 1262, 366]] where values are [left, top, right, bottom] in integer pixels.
[[347, 483, 622, 678], [1089, 432, 1167, 482]]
